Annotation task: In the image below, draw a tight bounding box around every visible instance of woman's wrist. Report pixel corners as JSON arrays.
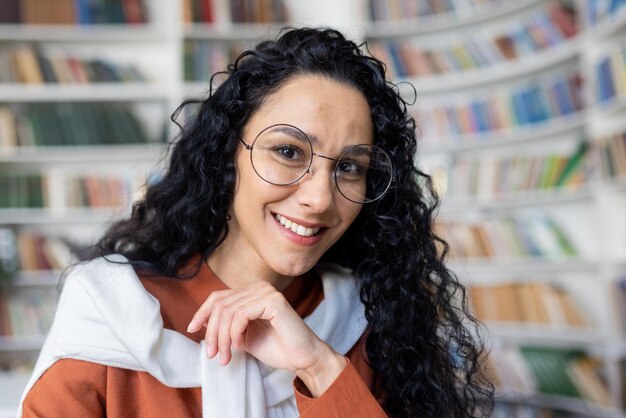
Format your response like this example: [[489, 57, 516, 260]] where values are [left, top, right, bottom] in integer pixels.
[[295, 344, 348, 397]]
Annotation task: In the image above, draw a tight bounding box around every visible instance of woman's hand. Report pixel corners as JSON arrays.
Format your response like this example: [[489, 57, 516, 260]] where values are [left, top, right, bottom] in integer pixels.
[[186, 281, 347, 396]]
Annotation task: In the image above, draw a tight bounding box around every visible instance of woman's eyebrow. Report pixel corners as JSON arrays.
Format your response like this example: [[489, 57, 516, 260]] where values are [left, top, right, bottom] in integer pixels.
[[271, 125, 313, 144], [271, 125, 367, 153]]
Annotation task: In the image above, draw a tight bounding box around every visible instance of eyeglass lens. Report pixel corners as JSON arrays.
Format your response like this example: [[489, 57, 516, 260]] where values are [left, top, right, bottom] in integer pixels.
[[248, 124, 392, 203]]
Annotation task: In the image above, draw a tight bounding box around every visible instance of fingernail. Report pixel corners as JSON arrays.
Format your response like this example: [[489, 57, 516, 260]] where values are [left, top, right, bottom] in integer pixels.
[[187, 319, 197, 333]]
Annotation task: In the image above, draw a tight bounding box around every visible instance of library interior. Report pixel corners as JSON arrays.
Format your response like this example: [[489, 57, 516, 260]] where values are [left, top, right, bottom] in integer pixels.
[[0, 0, 625, 417]]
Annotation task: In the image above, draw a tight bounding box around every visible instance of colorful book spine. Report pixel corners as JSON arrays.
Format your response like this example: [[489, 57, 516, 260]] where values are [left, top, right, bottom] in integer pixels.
[[0, 172, 135, 210], [617, 278, 626, 335], [181, 0, 285, 24], [0, 292, 57, 337], [0, 44, 146, 84], [593, 131, 626, 178], [413, 72, 583, 143], [584, 0, 626, 27], [469, 281, 589, 326], [369, 3, 577, 78], [183, 40, 255, 82], [594, 45, 626, 104], [435, 213, 578, 259], [0, 102, 155, 149], [0, 228, 18, 280], [16, 0, 146, 25], [368, 0, 500, 21], [489, 346, 612, 405], [10, 231, 77, 272], [443, 142, 589, 197], [0, 173, 44, 208], [0, 0, 21, 23]]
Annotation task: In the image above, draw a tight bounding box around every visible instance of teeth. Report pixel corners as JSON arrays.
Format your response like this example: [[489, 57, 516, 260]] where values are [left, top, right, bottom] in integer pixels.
[[275, 214, 320, 237]]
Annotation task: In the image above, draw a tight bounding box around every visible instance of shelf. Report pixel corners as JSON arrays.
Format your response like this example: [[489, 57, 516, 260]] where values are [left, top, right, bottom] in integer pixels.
[[604, 175, 626, 193], [590, 94, 626, 117], [0, 23, 168, 42], [496, 393, 619, 417], [397, 37, 581, 96], [419, 111, 586, 154], [183, 23, 285, 40], [447, 257, 601, 276], [485, 323, 608, 349], [4, 271, 63, 287], [0, 208, 129, 225], [0, 144, 166, 164], [364, 0, 542, 37], [0, 83, 171, 102], [603, 340, 626, 360], [587, 6, 626, 40], [0, 336, 45, 352], [440, 187, 593, 212]]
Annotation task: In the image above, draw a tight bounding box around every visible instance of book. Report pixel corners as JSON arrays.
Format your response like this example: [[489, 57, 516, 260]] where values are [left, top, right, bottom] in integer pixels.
[[555, 141, 588, 187], [521, 347, 581, 397], [121, 0, 145, 24], [21, 0, 76, 24], [549, 1, 577, 38], [0, 228, 18, 280], [517, 283, 549, 323], [0, 107, 19, 153], [12, 46, 44, 84], [0, 0, 20, 23], [567, 357, 612, 406]]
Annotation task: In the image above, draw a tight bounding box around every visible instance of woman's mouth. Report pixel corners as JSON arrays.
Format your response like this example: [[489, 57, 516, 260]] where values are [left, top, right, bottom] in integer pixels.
[[274, 214, 321, 237]]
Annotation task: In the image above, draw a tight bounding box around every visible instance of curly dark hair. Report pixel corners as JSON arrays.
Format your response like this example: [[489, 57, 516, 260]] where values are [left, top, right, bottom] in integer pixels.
[[95, 27, 494, 417]]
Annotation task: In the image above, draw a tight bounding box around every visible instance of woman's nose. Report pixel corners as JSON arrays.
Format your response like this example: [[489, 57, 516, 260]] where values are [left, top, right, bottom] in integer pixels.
[[295, 164, 335, 213]]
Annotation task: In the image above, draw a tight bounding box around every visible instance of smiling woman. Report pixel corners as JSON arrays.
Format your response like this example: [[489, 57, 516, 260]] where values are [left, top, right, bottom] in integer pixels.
[[18, 28, 494, 418], [211, 75, 374, 284]]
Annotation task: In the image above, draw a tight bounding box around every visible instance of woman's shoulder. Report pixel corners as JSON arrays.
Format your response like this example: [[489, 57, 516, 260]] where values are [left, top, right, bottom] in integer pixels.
[[64, 253, 132, 281], [61, 254, 143, 297]]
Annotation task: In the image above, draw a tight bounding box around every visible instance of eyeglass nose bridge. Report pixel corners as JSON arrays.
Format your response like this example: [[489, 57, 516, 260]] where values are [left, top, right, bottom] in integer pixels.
[[303, 152, 340, 178]]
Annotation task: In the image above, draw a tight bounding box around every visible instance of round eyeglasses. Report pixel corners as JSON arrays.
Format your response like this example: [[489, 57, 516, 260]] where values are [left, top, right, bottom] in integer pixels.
[[239, 124, 393, 204]]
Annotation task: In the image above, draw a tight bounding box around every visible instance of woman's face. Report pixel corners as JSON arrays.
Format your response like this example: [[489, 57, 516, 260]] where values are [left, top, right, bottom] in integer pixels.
[[217, 74, 373, 282]]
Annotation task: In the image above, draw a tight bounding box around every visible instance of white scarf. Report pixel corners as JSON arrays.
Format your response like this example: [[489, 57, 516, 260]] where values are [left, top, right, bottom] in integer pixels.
[[18, 255, 368, 418]]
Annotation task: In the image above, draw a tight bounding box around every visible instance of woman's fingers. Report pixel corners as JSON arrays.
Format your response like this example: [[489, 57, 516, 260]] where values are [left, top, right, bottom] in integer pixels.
[[215, 297, 258, 364], [204, 290, 252, 361], [230, 305, 249, 350], [196, 284, 271, 363], [187, 289, 227, 333], [187, 286, 255, 333], [188, 281, 309, 368]]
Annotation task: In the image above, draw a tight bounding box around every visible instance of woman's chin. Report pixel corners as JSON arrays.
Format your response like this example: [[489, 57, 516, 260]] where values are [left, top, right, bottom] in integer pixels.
[[269, 257, 318, 279]]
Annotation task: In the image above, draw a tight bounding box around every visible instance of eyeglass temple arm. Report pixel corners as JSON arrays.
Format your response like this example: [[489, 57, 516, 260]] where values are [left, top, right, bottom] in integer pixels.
[[312, 152, 338, 163], [238, 137, 252, 150]]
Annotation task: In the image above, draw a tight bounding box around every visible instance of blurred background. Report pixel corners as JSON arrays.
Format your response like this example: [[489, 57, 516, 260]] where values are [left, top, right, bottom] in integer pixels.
[[0, 0, 625, 416]]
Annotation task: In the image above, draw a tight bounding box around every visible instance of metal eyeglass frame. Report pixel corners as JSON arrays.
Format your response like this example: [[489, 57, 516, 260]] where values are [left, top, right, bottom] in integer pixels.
[[238, 123, 393, 204]]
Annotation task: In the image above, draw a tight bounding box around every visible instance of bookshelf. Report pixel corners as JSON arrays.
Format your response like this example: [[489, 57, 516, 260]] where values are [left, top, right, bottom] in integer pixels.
[[364, 0, 626, 416], [0, 1, 176, 416], [0, 0, 624, 417]]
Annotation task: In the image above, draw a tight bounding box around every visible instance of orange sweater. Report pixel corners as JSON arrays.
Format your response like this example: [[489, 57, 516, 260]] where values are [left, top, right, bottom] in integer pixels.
[[22, 259, 388, 417]]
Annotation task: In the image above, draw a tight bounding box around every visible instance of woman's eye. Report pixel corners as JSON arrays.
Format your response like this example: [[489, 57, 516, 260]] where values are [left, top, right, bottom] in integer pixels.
[[275, 146, 302, 161], [338, 160, 364, 176]]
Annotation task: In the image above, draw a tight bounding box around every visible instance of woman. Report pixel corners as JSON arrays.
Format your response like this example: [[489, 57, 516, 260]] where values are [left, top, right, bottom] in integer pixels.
[[20, 28, 493, 417]]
